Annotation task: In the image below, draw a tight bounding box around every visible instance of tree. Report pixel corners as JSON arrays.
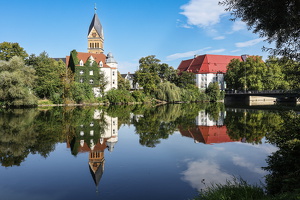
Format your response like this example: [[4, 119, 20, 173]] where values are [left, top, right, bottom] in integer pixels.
[[220, 0, 300, 60], [175, 71, 196, 88], [26, 52, 65, 100], [99, 70, 108, 96], [117, 71, 130, 90], [206, 82, 221, 101], [0, 56, 37, 107], [0, 42, 28, 61]]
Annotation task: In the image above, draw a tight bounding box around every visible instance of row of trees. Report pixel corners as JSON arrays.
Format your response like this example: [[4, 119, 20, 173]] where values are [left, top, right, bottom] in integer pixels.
[[134, 55, 223, 102], [225, 56, 300, 91]]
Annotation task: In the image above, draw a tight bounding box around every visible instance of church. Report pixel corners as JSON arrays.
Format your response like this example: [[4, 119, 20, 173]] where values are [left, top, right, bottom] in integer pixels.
[[66, 7, 118, 96]]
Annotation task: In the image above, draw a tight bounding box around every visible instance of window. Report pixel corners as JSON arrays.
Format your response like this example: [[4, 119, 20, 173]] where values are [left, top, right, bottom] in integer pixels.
[[99, 61, 103, 67], [80, 131, 84, 136], [90, 122, 94, 127], [80, 78, 84, 83], [113, 80, 115, 85], [79, 60, 84, 66], [80, 70, 84, 75], [90, 79, 94, 84], [113, 71, 115, 76], [90, 130, 94, 136], [89, 70, 93, 75]]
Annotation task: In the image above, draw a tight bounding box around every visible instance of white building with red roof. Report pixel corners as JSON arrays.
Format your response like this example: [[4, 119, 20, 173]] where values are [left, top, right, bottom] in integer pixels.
[[66, 7, 118, 96], [177, 54, 247, 90]]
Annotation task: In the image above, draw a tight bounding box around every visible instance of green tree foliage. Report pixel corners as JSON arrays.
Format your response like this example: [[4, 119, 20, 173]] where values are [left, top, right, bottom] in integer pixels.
[[264, 111, 300, 195], [26, 52, 66, 101], [206, 82, 222, 102], [225, 56, 288, 91], [71, 82, 95, 103], [276, 57, 300, 89], [220, 0, 300, 61], [154, 82, 181, 102], [175, 71, 196, 88], [105, 89, 135, 104], [99, 70, 108, 96], [0, 42, 28, 61], [225, 110, 283, 144], [134, 70, 160, 94], [0, 56, 37, 107], [117, 71, 130, 90]]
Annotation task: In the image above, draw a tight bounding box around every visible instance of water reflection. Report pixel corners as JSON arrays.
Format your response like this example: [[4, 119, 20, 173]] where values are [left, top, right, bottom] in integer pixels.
[[0, 104, 286, 199], [67, 109, 118, 188]]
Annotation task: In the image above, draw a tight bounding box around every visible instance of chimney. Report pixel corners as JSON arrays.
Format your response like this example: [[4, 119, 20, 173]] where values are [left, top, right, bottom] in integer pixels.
[[241, 54, 249, 62]]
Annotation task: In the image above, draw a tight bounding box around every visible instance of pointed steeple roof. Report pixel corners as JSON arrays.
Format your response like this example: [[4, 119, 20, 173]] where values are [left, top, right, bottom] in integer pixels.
[[88, 13, 104, 39]]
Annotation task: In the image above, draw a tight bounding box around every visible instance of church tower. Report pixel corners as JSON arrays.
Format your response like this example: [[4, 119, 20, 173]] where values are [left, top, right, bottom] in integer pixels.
[[88, 5, 104, 54]]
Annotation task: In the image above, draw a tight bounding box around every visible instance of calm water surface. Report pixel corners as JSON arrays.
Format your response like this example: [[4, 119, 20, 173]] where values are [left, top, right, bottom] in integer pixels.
[[0, 104, 282, 200]]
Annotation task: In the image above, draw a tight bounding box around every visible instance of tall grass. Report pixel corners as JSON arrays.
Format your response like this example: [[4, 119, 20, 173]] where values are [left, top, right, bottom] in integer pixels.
[[194, 178, 266, 200]]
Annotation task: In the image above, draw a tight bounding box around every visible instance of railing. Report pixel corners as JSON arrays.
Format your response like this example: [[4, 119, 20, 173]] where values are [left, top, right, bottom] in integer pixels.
[[225, 90, 297, 94]]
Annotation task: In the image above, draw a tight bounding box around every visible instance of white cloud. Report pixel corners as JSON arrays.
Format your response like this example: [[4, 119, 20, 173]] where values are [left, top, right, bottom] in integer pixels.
[[165, 47, 211, 61], [235, 38, 265, 48], [181, 160, 232, 190], [207, 49, 226, 54], [230, 49, 241, 53], [180, 0, 227, 27], [213, 36, 225, 40], [232, 155, 266, 175], [232, 20, 247, 32]]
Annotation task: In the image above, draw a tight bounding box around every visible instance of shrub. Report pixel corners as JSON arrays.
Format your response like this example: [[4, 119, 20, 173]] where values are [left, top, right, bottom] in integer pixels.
[[105, 89, 135, 104]]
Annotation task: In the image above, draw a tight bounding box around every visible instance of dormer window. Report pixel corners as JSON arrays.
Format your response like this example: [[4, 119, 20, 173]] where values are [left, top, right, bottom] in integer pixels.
[[99, 61, 103, 67], [79, 60, 84, 66]]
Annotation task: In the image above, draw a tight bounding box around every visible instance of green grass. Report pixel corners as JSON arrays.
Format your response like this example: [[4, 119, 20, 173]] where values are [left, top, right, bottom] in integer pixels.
[[193, 178, 300, 200], [194, 178, 266, 200]]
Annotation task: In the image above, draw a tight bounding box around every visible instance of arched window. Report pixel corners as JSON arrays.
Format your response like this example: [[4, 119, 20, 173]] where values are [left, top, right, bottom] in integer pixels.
[[79, 60, 84, 66]]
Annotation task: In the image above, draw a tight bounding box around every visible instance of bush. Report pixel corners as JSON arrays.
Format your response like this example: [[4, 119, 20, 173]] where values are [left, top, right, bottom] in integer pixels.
[[132, 90, 146, 102], [105, 89, 135, 104]]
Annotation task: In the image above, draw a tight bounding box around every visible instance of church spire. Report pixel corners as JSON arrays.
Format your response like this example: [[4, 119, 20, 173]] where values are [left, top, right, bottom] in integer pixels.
[[88, 4, 104, 54]]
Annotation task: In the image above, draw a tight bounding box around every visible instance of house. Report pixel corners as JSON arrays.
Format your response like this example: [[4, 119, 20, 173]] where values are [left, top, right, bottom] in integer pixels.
[[66, 7, 118, 96], [121, 72, 142, 90], [177, 54, 247, 90]]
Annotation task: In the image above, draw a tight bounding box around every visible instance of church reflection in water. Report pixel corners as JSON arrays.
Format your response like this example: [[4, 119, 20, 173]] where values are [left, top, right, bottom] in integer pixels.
[[67, 109, 118, 188], [179, 110, 237, 144]]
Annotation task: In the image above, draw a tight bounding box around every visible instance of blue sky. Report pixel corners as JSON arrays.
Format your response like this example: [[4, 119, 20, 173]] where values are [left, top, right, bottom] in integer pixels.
[[1, 0, 272, 73]]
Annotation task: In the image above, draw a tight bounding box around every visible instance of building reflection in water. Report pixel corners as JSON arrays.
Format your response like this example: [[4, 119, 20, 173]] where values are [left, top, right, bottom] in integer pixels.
[[179, 110, 237, 144], [67, 109, 118, 189]]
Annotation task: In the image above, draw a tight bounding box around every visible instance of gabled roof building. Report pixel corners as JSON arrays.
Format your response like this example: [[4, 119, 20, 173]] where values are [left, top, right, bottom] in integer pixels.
[[177, 54, 246, 90], [66, 7, 118, 96]]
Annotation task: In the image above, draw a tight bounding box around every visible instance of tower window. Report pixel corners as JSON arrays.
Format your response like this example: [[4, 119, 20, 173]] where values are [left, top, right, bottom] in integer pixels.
[[113, 71, 115, 76]]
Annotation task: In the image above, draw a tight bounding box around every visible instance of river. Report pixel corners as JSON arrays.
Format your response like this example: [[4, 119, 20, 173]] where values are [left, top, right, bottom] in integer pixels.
[[0, 103, 295, 200]]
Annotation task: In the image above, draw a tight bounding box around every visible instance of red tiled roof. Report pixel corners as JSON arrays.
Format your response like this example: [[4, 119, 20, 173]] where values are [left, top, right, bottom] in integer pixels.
[[66, 52, 110, 68], [179, 125, 239, 144], [177, 54, 243, 74], [199, 126, 237, 144]]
